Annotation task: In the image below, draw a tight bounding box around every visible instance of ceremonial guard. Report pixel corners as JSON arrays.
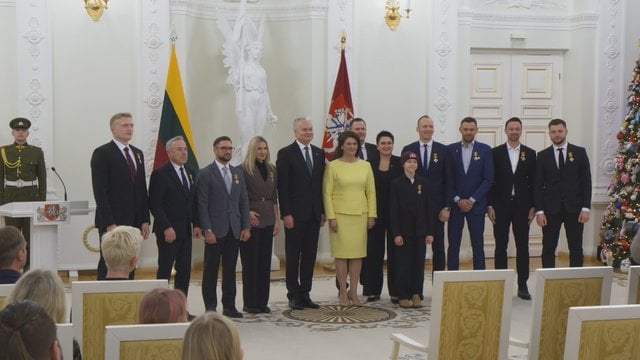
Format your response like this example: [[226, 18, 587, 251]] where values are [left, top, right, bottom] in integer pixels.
[[0, 118, 47, 269]]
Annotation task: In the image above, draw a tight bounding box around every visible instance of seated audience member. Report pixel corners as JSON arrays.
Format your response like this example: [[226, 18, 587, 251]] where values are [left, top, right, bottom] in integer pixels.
[[139, 288, 188, 324], [182, 312, 243, 360], [101, 226, 143, 280], [0, 226, 27, 284], [0, 300, 62, 360], [4, 269, 66, 323]]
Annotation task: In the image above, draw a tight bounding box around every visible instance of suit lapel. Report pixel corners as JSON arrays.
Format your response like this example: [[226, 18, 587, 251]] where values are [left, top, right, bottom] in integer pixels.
[[166, 164, 187, 197]]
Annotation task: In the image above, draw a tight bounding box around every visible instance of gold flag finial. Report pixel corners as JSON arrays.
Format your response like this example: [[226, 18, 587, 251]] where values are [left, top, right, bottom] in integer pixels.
[[340, 32, 346, 50]]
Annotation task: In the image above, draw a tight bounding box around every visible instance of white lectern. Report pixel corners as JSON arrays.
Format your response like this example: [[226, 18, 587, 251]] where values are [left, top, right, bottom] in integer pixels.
[[0, 201, 90, 271]]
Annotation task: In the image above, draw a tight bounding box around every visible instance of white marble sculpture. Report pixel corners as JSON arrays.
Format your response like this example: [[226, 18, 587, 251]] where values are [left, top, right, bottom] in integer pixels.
[[217, 0, 277, 160]]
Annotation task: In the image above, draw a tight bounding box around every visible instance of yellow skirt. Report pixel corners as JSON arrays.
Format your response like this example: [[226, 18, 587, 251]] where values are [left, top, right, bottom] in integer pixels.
[[329, 212, 368, 258]]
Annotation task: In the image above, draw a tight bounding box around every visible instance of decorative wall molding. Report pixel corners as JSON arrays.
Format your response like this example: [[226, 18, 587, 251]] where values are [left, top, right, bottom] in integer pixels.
[[16, 0, 54, 196], [458, 11, 599, 30], [429, 0, 458, 137], [483, 0, 567, 9], [595, 0, 626, 194], [141, 0, 170, 175], [327, 0, 354, 101], [0, 0, 16, 7], [170, 0, 328, 21]]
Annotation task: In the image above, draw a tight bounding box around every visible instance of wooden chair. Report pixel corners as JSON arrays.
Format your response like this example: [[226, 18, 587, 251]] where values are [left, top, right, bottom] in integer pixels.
[[104, 323, 190, 359], [628, 265, 640, 304], [390, 269, 515, 360], [563, 304, 640, 360], [0, 283, 14, 309], [56, 323, 73, 360], [510, 266, 613, 360], [71, 280, 167, 360]]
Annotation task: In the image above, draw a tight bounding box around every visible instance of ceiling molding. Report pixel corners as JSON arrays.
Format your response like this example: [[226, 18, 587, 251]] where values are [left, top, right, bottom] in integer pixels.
[[0, 0, 16, 7], [169, 0, 328, 21], [459, 11, 599, 31]]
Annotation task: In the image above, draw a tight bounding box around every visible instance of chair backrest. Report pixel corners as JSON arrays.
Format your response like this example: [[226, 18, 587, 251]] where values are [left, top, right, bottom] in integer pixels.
[[563, 304, 640, 360], [0, 283, 14, 309], [56, 323, 73, 360], [430, 269, 515, 360], [528, 267, 613, 360], [105, 323, 190, 360], [71, 280, 167, 360], [628, 265, 640, 304]]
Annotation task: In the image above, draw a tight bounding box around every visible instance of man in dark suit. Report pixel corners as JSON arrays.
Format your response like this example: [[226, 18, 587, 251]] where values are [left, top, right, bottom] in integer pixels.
[[487, 117, 536, 299], [535, 118, 592, 268], [197, 136, 250, 318], [91, 112, 150, 280], [149, 136, 201, 298], [277, 117, 325, 310], [348, 118, 379, 162], [447, 116, 494, 270], [0, 226, 27, 284], [402, 115, 452, 275]]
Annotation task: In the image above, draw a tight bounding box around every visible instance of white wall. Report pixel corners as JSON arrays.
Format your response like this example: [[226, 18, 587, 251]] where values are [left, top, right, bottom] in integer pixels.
[[0, 5, 18, 145]]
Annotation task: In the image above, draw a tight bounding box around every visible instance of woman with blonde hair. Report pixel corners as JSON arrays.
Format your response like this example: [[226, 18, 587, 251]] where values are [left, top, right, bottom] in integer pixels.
[[182, 312, 243, 360], [138, 288, 188, 323], [4, 269, 66, 323], [239, 136, 279, 313]]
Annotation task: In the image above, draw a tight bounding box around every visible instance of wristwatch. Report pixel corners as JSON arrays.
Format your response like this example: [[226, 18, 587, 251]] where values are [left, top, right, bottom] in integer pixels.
[[204, 229, 213, 234]]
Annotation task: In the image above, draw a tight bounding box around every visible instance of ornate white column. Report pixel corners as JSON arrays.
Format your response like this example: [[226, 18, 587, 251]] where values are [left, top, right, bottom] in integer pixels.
[[16, 0, 54, 196], [429, 0, 458, 138], [595, 0, 627, 199]]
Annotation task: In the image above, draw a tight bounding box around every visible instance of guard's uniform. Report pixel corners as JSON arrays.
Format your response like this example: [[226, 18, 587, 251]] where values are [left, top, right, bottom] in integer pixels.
[[0, 118, 47, 268]]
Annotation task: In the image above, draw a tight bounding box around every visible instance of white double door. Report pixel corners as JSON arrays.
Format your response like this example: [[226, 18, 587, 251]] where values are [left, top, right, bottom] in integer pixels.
[[467, 51, 563, 260]]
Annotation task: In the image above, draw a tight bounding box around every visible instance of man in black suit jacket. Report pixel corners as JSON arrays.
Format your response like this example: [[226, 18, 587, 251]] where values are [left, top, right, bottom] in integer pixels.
[[348, 118, 379, 162], [277, 117, 325, 310], [91, 112, 150, 280], [535, 118, 592, 268], [402, 115, 452, 274], [149, 136, 201, 297], [487, 117, 536, 299]]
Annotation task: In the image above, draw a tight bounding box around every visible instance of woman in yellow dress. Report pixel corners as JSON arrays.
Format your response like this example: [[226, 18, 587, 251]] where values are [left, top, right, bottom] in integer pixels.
[[323, 130, 376, 305]]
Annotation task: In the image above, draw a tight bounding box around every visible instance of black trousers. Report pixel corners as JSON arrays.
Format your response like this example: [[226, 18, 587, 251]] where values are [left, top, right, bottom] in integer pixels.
[[240, 226, 274, 309], [156, 228, 192, 296], [97, 229, 135, 280], [284, 219, 320, 301], [202, 231, 240, 311], [5, 217, 30, 269], [394, 235, 426, 299], [542, 209, 584, 268], [431, 215, 446, 272], [363, 221, 389, 297], [493, 199, 530, 289]]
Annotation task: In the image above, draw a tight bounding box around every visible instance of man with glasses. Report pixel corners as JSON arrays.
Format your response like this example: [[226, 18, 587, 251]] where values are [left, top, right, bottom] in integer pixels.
[[196, 136, 250, 318]]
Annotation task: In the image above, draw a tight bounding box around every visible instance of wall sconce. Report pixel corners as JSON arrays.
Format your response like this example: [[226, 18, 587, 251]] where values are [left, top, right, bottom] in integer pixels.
[[84, 0, 109, 22], [385, 0, 411, 31]]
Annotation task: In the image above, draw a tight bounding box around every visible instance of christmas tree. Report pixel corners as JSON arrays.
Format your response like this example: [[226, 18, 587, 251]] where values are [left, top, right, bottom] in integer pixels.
[[600, 58, 640, 268]]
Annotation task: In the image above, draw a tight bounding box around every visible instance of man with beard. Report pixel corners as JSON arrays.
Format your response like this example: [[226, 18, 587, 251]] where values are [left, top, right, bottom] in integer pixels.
[[535, 118, 591, 268]]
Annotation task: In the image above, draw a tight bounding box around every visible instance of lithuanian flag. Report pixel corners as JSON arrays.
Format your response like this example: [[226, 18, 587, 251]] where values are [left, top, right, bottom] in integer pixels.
[[153, 44, 199, 171]]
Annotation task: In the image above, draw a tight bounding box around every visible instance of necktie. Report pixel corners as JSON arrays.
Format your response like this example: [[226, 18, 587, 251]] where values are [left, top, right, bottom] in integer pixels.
[[558, 148, 565, 173], [304, 146, 313, 175], [222, 166, 232, 194], [179, 167, 189, 194], [423, 144, 429, 176], [124, 147, 136, 182]]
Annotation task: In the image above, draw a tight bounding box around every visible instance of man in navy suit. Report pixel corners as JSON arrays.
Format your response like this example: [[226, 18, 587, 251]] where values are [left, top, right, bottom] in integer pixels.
[[348, 118, 379, 162], [402, 115, 452, 275], [91, 112, 150, 280], [487, 117, 536, 299], [197, 136, 251, 318], [535, 118, 591, 268], [149, 136, 201, 298], [447, 116, 494, 270], [277, 117, 325, 310]]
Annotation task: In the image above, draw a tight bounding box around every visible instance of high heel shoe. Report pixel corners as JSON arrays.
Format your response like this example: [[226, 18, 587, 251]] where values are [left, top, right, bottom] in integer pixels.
[[348, 290, 361, 305], [339, 291, 349, 306]]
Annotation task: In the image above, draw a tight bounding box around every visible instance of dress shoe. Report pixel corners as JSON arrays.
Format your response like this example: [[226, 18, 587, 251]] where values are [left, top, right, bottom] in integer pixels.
[[305, 299, 321, 309], [187, 313, 197, 321], [289, 299, 305, 310], [517, 289, 532, 300], [242, 306, 261, 314], [366, 295, 380, 303], [412, 294, 423, 308], [398, 299, 413, 309], [260, 306, 271, 313], [390, 296, 399, 304], [223, 308, 244, 318]]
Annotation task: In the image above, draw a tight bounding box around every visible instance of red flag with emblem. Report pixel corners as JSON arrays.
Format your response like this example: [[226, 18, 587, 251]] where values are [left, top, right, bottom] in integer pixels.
[[321, 47, 354, 160]]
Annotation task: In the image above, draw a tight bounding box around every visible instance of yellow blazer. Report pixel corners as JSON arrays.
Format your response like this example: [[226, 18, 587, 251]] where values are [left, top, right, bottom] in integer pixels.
[[323, 159, 377, 218]]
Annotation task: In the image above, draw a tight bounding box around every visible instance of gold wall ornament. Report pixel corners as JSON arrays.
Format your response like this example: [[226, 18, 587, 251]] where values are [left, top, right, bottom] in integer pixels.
[[384, 0, 412, 31], [84, 0, 109, 22]]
